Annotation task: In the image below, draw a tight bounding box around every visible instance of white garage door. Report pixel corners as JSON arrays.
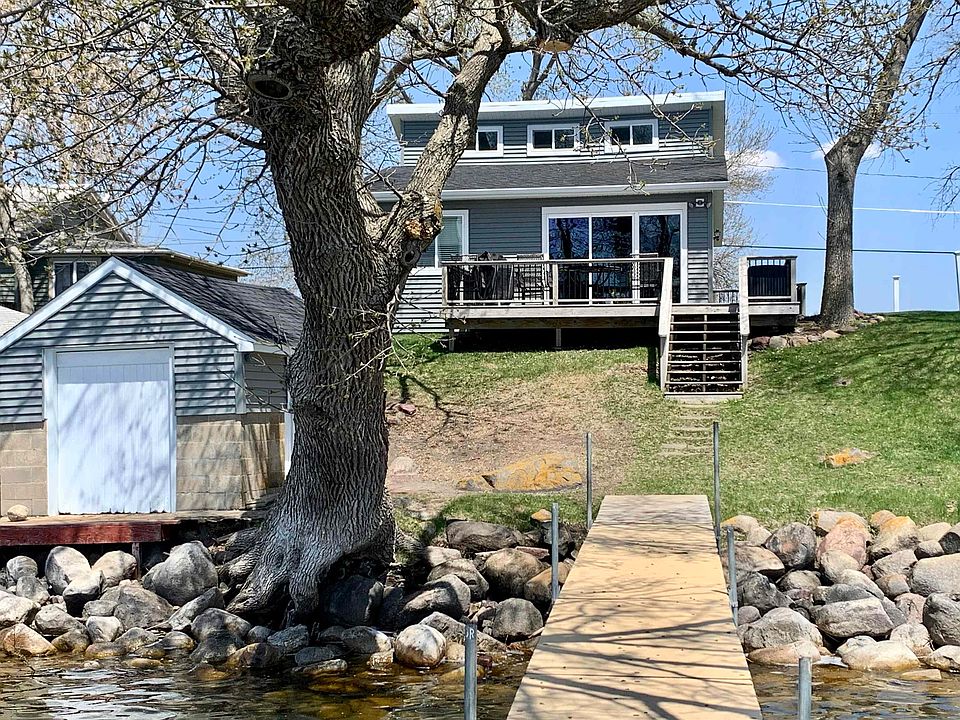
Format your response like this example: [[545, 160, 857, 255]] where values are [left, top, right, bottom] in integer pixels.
[[53, 348, 175, 514]]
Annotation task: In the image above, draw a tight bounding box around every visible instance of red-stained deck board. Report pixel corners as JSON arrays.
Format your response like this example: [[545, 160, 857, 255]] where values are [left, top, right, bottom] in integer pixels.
[[0, 521, 175, 546]]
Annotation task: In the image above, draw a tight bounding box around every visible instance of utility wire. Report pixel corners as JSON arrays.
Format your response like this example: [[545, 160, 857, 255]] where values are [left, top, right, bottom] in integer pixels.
[[728, 199, 960, 216], [751, 244, 959, 255], [741, 162, 946, 181]]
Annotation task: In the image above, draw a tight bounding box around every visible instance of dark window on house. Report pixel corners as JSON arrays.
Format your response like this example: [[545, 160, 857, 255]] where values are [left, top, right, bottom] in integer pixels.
[[554, 128, 575, 149], [608, 121, 657, 151], [530, 125, 578, 152], [532, 129, 553, 150], [475, 128, 500, 152], [417, 213, 467, 268], [53, 260, 96, 296]]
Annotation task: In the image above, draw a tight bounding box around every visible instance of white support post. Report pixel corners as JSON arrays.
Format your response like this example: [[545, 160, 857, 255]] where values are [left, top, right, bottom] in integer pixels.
[[954, 252, 960, 312], [893, 275, 900, 313]]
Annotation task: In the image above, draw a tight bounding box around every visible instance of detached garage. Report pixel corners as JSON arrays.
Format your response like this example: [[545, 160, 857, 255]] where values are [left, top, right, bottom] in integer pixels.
[[0, 257, 303, 516]]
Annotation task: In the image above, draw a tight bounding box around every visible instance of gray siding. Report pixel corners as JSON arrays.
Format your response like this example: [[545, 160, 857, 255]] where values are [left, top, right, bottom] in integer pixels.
[[244, 352, 287, 413], [400, 108, 713, 165], [0, 272, 238, 424], [392, 192, 713, 332]]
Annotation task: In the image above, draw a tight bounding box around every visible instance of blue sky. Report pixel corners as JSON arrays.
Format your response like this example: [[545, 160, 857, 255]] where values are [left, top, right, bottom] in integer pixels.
[[137, 44, 960, 315]]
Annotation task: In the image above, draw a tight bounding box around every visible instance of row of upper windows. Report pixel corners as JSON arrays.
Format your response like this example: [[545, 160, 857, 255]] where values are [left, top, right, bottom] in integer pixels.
[[463, 119, 659, 158]]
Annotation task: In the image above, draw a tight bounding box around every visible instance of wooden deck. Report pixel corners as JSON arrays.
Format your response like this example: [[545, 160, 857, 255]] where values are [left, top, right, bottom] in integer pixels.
[[0, 510, 260, 547], [507, 495, 762, 720]]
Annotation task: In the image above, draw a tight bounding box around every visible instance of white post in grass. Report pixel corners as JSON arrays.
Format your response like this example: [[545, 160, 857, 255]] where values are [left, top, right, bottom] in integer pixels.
[[954, 252, 960, 312], [892, 275, 900, 313]]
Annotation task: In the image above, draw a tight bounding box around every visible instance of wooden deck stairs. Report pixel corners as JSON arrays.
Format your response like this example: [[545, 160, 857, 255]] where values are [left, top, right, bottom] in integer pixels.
[[662, 306, 747, 398]]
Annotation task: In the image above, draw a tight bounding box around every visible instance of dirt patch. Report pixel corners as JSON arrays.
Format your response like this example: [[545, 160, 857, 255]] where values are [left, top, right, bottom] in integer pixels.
[[386, 363, 645, 506]]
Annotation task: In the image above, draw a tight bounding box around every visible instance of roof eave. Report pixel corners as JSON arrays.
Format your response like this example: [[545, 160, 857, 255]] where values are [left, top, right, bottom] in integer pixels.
[[372, 180, 729, 202]]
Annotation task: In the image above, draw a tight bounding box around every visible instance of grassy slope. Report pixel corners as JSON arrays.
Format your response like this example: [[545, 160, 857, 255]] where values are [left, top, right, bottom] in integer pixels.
[[390, 312, 960, 531]]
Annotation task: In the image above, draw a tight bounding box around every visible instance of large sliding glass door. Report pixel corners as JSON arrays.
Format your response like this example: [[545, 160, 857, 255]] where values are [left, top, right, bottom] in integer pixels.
[[545, 205, 685, 303]]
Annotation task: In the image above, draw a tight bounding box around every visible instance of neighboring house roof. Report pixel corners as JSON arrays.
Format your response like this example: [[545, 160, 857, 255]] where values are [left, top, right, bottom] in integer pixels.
[[369, 157, 728, 200], [0, 257, 303, 355], [128, 261, 303, 348], [36, 247, 248, 280], [0, 307, 27, 335]]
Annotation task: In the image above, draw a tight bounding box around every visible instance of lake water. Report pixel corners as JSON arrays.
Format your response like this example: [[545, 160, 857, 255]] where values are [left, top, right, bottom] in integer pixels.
[[0, 657, 526, 719]]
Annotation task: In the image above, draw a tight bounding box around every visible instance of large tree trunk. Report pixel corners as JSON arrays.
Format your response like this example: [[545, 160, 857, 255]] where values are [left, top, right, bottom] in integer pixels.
[[820, 143, 862, 328], [0, 193, 34, 313]]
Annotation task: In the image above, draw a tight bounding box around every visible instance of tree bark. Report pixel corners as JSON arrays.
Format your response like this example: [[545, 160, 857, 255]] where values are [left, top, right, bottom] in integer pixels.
[[0, 191, 34, 313], [820, 143, 862, 328]]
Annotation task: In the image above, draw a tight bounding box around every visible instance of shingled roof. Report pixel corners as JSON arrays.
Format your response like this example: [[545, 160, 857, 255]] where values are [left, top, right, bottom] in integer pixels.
[[127, 260, 303, 349], [368, 157, 727, 196]]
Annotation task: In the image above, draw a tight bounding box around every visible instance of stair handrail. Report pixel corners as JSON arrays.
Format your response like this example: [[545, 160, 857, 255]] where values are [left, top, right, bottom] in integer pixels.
[[657, 257, 673, 392], [738, 256, 750, 389]]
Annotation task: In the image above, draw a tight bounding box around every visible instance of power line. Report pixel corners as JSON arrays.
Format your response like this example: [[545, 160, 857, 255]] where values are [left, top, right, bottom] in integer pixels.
[[752, 244, 958, 256], [742, 163, 946, 181], [728, 199, 960, 216]]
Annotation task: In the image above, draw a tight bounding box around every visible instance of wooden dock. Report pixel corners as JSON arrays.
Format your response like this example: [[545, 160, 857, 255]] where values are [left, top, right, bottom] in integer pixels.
[[507, 495, 763, 720]]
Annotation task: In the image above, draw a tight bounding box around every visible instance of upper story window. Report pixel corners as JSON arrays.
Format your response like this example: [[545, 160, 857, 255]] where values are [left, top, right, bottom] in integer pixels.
[[463, 126, 503, 158], [605, 119, 659, 152], [417, 211, 469, 269], [53, 260, 96, 296], [527, 124, 580, 154]]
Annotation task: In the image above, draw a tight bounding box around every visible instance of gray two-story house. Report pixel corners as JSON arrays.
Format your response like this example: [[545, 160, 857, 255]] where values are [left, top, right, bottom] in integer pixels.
[[373, 91, 802, 396]]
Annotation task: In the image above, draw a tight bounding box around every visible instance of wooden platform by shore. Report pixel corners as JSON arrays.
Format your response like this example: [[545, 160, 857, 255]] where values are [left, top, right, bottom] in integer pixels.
[[507, 495, 763, 720]]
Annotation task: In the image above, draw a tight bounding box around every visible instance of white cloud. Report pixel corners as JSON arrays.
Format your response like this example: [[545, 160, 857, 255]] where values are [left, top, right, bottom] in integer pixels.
[[727, 148, 784, 172], [810, 139, 882, 160]]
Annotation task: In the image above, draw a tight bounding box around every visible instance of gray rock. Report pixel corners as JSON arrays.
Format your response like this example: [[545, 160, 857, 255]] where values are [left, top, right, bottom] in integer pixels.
[[112, 586, 173, 631], [722, 515, 761, 536], [86, 616, 123, 643], [142, 542, 217, 606], [490, 598, 543, 642], [764, 523, 817, 570], [294, 645, 347, 666], [741, 607, 823, 652], [116, 627, 157, 653], [923, 594, 960, 647], [924, 645, 960, 671], [6, 504, 29, 522], [293, 658, 348, 678], [839, 639, 920, 671], [266, 625, 310, 654], [0, 623, 53, 656], [939, 523, 960, 555], [383, 575, 471, 629], [819, 550, 862, 584], [319, 575, 383, 627], [911, 555, 960, 596], [427, 560, 489, 601], [420, 611, 508, 656], [920, 523, 952, 543], [223, 642, 282, 669], [745, 526, 772, 547], [872, 550, 917, 579], [817, 521, 869, 567], [51, 628, 91, 654], [891, 622, 932, 657], [897, 593, 926, 624], [63, 570, 103, 615], [882, 596, 907, 627], [482, 549, 544, 599], [246, 625, 272, 643], [341, 626, 392, 656], [33, 605, 84, 637], [6, 556, 38, 582], [834, 569, 884, 598], [917, 540, 945, 559], [870, 517, 920, 561], [814, 583, 873, 605], [779, 571, 821, 592], [189, 630, 243, 664], [156, 630, 195, 651], [811, 511, 868, 536], [395, 624, 447, 668], [738, 572, 791, 614], [168, 588, 225, 632], [15, 576, 49, 605], [837, 635, 876, 655], [45, 547, 91, 595], [814, 597, 893, 639], [446, 520, 523, 554], [82, 599, 118, 618], [190, 608, 251, 642], [724, 545, 785, 578], [747, 640, 821, 666], [84, 641, 126, 659], [91, 551, 138, 588], [738, 606, 761, 625], [0, 593, 39, 628], [423, 547, 462, 567], [876, 573, 911, 599]]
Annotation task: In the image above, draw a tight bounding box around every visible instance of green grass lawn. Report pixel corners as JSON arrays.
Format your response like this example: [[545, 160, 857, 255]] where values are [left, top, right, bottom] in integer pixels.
[[390, 312, 960, 531]]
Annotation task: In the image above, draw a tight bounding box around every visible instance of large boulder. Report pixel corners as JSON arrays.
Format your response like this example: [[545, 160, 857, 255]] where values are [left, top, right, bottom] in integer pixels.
[[524, 565, 570, 607], [33, 605, 84, 637], [819, 550, 862, 584], [839, 640, 920, 672], [939, 523, 960, 555], [779, 571, 822, 593], [923, 594, 960, 647], [764, 523, 817, 570], [896, 593, 926, 625], [112, 586, 174, 631], [91, 551, 138, 588], [190, 608, 251, 642], [814, 583, 873, 605], [910, 555, 960, 596], [741, 608, 822, 652], [811, 511, 868, 536], [445, 520, 523, 554], [423, 547, 462, 568], [63, 570, 104, 615], [223, 642, 282, 670], [747, 640, 821, 667], [738, 572, 791, 614], [890, 622, 933, 657], [833, 569, 884, 598], [920, 523, 952, 544], [869, 517, 920, 561], [15, 576, 49, 605], [51, 629, 91, 654], [0, 593, 39, 628], [924, 645, 960, 672], [86, 616, 123, 644], [872, 550, 917, 579], [6, 556, 38, 582], [319, 575, 383, 627], [420, 611, 508, 655], [482, 549, 544, 599], [427, 560, 489, 601], [382, 575, 471, 629], [83, 599, 118, 619], [190, 630, 244, 665], [168, 588, 225, 632], [723, 545, 784, 578], [341, 626, 392, 656], [142, 542, 217, 606], [876, 573, 910, 599], [116, 627, 158, 653], [489, 598, 543, 641], [0, 623, 53, 657], [917, 540, 945, 559], [464, 453, 582, 492], [266, 625, 310, 655], [817, 520, 869, 566], [722, 515, 761, 536], [814, 597, 893, 639], [45, 547, 91, 595], [395, 624, 447, 668]]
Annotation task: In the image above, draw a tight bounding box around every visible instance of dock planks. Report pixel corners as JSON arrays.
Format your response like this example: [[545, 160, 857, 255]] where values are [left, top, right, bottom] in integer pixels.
[[506, 495, 763, 720]]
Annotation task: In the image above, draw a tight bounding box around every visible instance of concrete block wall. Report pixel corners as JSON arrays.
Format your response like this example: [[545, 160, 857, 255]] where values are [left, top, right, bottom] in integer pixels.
[[0, 423, 47, 516]]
